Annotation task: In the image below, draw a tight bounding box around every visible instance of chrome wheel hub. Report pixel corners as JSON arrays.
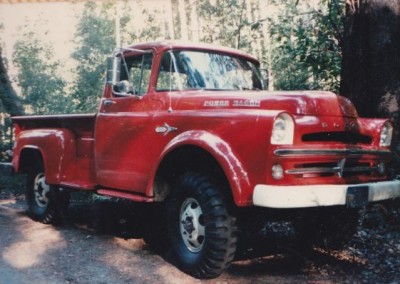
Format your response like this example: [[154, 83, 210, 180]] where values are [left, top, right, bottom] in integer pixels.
[[179, 198, 205, 252], [34, 173, 50, 208]]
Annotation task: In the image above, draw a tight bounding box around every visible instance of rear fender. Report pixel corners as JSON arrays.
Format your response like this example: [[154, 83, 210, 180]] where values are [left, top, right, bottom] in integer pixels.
[[13, 129, 76, 184]]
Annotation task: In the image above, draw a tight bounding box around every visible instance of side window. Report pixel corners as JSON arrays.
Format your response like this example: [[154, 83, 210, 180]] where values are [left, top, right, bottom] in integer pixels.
[[156, 51, 188, 91], [118, 53, 153, 96]]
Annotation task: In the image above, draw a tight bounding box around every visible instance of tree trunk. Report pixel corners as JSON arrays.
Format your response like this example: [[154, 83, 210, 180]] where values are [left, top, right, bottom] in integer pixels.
[[189, 0, 200, 41], [341, 0, 400, 119], [163, 0, 175, 39], [0, 48, 24, 116], [178, 0, 188, 40]]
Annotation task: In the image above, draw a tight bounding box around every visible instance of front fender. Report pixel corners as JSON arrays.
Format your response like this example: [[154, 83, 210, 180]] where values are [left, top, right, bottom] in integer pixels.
[[149, 130, 251, 206], [13, 129, 76, 184]]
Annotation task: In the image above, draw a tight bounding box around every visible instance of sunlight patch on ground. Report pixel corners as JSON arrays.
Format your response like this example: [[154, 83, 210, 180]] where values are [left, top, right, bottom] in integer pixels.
[[111, 237, 145, 251], [2, 219, 66, 269], [314, 247, 367, 265], [0, 199, 16, 205]]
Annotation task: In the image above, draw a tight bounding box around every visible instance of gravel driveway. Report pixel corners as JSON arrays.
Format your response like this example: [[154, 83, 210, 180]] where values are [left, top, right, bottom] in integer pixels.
[[1, 176, 400, 283]]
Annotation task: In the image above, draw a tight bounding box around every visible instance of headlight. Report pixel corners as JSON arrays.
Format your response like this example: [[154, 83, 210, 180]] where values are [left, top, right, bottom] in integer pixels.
[[379, 122, 393, 147], [271, 113, 294, 145]]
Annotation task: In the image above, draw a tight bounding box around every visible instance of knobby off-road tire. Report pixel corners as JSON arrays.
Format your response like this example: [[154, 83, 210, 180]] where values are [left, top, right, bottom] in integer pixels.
[[27, 166, 70, 225], [166, 173, 238, 279], [294, 206, 360, 250]]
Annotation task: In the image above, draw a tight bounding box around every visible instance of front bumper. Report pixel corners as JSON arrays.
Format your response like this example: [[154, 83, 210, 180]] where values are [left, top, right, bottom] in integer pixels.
[[253, 180, 400, 208]]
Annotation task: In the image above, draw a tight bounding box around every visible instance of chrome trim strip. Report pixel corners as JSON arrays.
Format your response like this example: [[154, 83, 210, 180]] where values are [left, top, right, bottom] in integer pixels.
[[274, 149, 391, 157], [286, 167, 340, 175], [286, 166, 378, 175]]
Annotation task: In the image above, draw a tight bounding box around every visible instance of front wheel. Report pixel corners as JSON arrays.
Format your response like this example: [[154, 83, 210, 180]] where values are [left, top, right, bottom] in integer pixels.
[[166, 173, 237, 279], [27, 169, 69, 224]]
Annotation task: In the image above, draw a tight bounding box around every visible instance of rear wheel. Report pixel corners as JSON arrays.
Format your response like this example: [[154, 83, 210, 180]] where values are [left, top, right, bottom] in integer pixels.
[[27, 165, 69, 224], [166, 173, 237, 279]]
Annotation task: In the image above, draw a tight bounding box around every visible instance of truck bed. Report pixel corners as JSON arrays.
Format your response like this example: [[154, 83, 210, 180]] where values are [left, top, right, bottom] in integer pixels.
[[13, 113, 97, 190], [12, 113, 97, 133]]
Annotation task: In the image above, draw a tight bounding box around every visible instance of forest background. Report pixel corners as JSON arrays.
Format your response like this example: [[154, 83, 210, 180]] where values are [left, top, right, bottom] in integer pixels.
[[0, 0, 399, 170]]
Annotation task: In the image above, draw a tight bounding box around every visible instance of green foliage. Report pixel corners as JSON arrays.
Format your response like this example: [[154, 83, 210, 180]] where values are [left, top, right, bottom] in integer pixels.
[[197, 0, 251, 50], [7, 0, 346, 118], [268, 0, 345, 92], [70, 1, 167, 113], [13, 31, 71, 114], [71, 1, 116, 113], [194, 0, 265, 60], [124, 2, 163, 43], [193, 0, 344, 93]]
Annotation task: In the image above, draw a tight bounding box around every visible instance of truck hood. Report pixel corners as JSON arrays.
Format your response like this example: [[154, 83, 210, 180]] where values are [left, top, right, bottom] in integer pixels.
[[188, 90, 358, 118]]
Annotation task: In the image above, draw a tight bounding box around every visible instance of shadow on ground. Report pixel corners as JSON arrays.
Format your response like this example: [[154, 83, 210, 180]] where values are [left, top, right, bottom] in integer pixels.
[[65, 196, 367, 280]]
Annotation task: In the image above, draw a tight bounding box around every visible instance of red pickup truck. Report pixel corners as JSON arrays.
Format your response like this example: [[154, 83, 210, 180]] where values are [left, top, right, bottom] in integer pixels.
[[6, 41, 400, 278]]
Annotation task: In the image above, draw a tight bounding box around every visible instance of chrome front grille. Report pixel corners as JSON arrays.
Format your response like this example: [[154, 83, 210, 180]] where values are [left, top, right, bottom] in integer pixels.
[[274, 149, 390, 178], [286, 160, 378, 178]]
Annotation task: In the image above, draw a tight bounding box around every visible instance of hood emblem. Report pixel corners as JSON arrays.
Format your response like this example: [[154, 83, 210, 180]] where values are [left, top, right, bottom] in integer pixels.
[[155, 123, 178, 135]]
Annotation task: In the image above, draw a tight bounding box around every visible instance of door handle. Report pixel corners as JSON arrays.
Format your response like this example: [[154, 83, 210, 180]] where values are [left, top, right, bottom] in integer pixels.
[[103, 99, 115, 106]]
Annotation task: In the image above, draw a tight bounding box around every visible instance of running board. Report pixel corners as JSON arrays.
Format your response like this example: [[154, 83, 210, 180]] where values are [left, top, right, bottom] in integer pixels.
[[96, 189, 153, 202]]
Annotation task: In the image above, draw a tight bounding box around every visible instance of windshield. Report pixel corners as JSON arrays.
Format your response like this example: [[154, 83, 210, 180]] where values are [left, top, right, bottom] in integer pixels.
[[156, 50, 266, 91]]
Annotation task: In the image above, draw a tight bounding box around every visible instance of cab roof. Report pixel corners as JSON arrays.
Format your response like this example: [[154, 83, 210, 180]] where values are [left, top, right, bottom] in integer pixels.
[[125, 40, 260, 64]]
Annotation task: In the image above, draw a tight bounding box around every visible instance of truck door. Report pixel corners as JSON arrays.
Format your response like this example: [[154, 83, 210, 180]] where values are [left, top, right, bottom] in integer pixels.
[[94, 52, 155, 192]]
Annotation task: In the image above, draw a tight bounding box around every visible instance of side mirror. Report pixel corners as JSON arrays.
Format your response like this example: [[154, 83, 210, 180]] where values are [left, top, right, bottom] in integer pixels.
[[116, 80, 134, 95], [106, 57, 121, 85]]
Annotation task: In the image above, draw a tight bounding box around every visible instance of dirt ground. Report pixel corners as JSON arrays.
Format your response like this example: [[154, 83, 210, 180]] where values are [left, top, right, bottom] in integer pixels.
[[1, 176, 400, 284]]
